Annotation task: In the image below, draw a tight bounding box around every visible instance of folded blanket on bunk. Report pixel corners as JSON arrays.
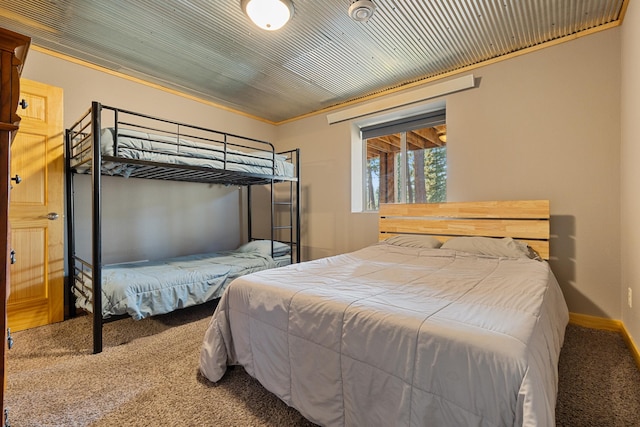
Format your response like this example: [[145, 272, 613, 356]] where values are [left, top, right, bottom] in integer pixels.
[[74, 250, 282, 320], [96, 128, 295, 178]]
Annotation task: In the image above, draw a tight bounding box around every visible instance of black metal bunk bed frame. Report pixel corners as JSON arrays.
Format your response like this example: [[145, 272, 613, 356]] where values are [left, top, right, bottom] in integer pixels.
[[65, 101, 300, 354]]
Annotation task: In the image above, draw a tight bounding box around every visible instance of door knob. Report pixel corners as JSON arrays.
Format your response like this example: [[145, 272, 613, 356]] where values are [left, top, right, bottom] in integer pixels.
[[46, 212, 60, 221]]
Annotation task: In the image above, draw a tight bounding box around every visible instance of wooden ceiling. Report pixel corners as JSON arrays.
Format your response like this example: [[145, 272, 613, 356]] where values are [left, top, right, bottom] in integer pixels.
[[366, 125, 447, 159]]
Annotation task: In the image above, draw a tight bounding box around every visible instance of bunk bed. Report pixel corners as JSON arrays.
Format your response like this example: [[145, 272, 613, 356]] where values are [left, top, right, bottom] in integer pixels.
[[200, 200, 569, 427], [65, 102, 300, 354]]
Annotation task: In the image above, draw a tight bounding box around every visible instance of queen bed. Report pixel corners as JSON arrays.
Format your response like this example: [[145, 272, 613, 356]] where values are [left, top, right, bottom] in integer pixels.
[[199, 200, 569, 426]]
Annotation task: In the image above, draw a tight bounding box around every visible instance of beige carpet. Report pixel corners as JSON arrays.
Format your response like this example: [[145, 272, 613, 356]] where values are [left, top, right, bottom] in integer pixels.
[[6, 302, 314, 427], [5, 301, 640, 426]]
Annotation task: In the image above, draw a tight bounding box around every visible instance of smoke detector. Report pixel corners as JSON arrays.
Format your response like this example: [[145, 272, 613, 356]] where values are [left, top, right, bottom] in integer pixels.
[[348, 0, 376, 22]]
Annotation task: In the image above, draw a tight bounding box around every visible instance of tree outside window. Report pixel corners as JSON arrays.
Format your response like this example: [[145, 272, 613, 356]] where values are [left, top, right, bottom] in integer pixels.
[[363, 114, 446, 211]]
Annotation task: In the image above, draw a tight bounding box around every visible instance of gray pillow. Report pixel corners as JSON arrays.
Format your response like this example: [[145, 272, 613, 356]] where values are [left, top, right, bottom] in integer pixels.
[[383, 235, 442, 249], [440, 237, 532, 259], [236, 240, 291, 257]]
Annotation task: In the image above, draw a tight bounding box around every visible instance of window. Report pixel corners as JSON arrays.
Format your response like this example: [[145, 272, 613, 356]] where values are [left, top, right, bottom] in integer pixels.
[[361, 110, 446, 211]]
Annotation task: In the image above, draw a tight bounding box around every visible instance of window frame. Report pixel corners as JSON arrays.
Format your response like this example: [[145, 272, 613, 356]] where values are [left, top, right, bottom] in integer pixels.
[[354, 107, 447, 212]]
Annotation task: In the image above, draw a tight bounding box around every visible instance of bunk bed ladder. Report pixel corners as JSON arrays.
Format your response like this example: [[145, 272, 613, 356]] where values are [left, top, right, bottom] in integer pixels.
[[295, 148, 301, 262], [272, 183, 296, 261], [246, 148, 300, 263], [271, 149, 299, 263]]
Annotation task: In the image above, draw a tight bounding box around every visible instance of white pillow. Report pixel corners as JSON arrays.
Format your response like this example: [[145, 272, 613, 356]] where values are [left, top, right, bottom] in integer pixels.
[[236, 240, 291, 257], [383, 235, 442, 249], [440, 237, 532, 259]]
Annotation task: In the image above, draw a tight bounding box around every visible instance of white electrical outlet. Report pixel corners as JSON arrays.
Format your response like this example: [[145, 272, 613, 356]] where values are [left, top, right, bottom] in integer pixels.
[[628, 288, 633, 308]]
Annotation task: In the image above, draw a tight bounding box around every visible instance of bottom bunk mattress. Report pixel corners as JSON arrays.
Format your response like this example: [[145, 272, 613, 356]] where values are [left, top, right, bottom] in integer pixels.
[[199, 242, 569, 427], [73, 242, 292, 320]]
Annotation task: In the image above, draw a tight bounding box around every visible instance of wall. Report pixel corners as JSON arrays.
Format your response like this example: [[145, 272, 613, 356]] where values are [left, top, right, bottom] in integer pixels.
[[449, 30, 621, 320], [278, 28, 622, 320], [21, 50, 277, 263], [621, 1, 640, 346]]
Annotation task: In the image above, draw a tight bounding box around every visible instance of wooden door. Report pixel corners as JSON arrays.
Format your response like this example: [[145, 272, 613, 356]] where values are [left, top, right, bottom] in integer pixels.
[[7, 79, 63, 331]]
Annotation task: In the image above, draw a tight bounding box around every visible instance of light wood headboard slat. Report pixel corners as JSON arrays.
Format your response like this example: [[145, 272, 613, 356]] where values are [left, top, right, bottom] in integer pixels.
[[378, 218, 549, 239], [379, 200, 549, 219]]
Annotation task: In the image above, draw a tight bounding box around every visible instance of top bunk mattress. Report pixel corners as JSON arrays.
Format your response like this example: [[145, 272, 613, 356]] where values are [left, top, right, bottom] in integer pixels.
[[74, 127, 295, 180]]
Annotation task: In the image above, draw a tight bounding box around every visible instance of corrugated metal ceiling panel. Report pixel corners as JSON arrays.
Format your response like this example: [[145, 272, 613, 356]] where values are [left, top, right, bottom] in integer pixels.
[[0, 0, 625, 123]]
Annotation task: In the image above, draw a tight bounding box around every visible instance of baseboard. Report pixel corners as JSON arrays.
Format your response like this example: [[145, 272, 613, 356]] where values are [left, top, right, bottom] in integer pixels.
[[569, 312, 640, 370]]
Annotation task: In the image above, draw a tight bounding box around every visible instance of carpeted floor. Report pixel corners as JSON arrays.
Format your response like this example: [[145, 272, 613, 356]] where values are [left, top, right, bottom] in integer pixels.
[[5, 302, 640, 426], [555, 323, 640, 426]]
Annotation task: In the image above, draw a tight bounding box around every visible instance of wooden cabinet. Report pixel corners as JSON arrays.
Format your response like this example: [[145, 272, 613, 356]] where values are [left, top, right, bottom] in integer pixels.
[[0, 27, 30, 426]]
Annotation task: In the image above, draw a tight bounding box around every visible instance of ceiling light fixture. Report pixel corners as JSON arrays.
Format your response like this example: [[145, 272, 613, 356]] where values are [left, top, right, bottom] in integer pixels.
[[241, 0, 294, 31], [348, 0, 376, 22]]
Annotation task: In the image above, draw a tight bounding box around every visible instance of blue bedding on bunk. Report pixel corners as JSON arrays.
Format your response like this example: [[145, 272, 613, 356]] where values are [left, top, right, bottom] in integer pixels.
[[74, 250, 290, 320]]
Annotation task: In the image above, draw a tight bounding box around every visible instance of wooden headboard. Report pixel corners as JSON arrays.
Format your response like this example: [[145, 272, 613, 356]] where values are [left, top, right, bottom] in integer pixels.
[[378, 200, 550, 260]]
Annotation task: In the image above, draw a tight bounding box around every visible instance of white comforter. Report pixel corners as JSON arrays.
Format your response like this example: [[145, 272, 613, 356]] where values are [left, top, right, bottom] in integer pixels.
[[199, 244, 569, 427]]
